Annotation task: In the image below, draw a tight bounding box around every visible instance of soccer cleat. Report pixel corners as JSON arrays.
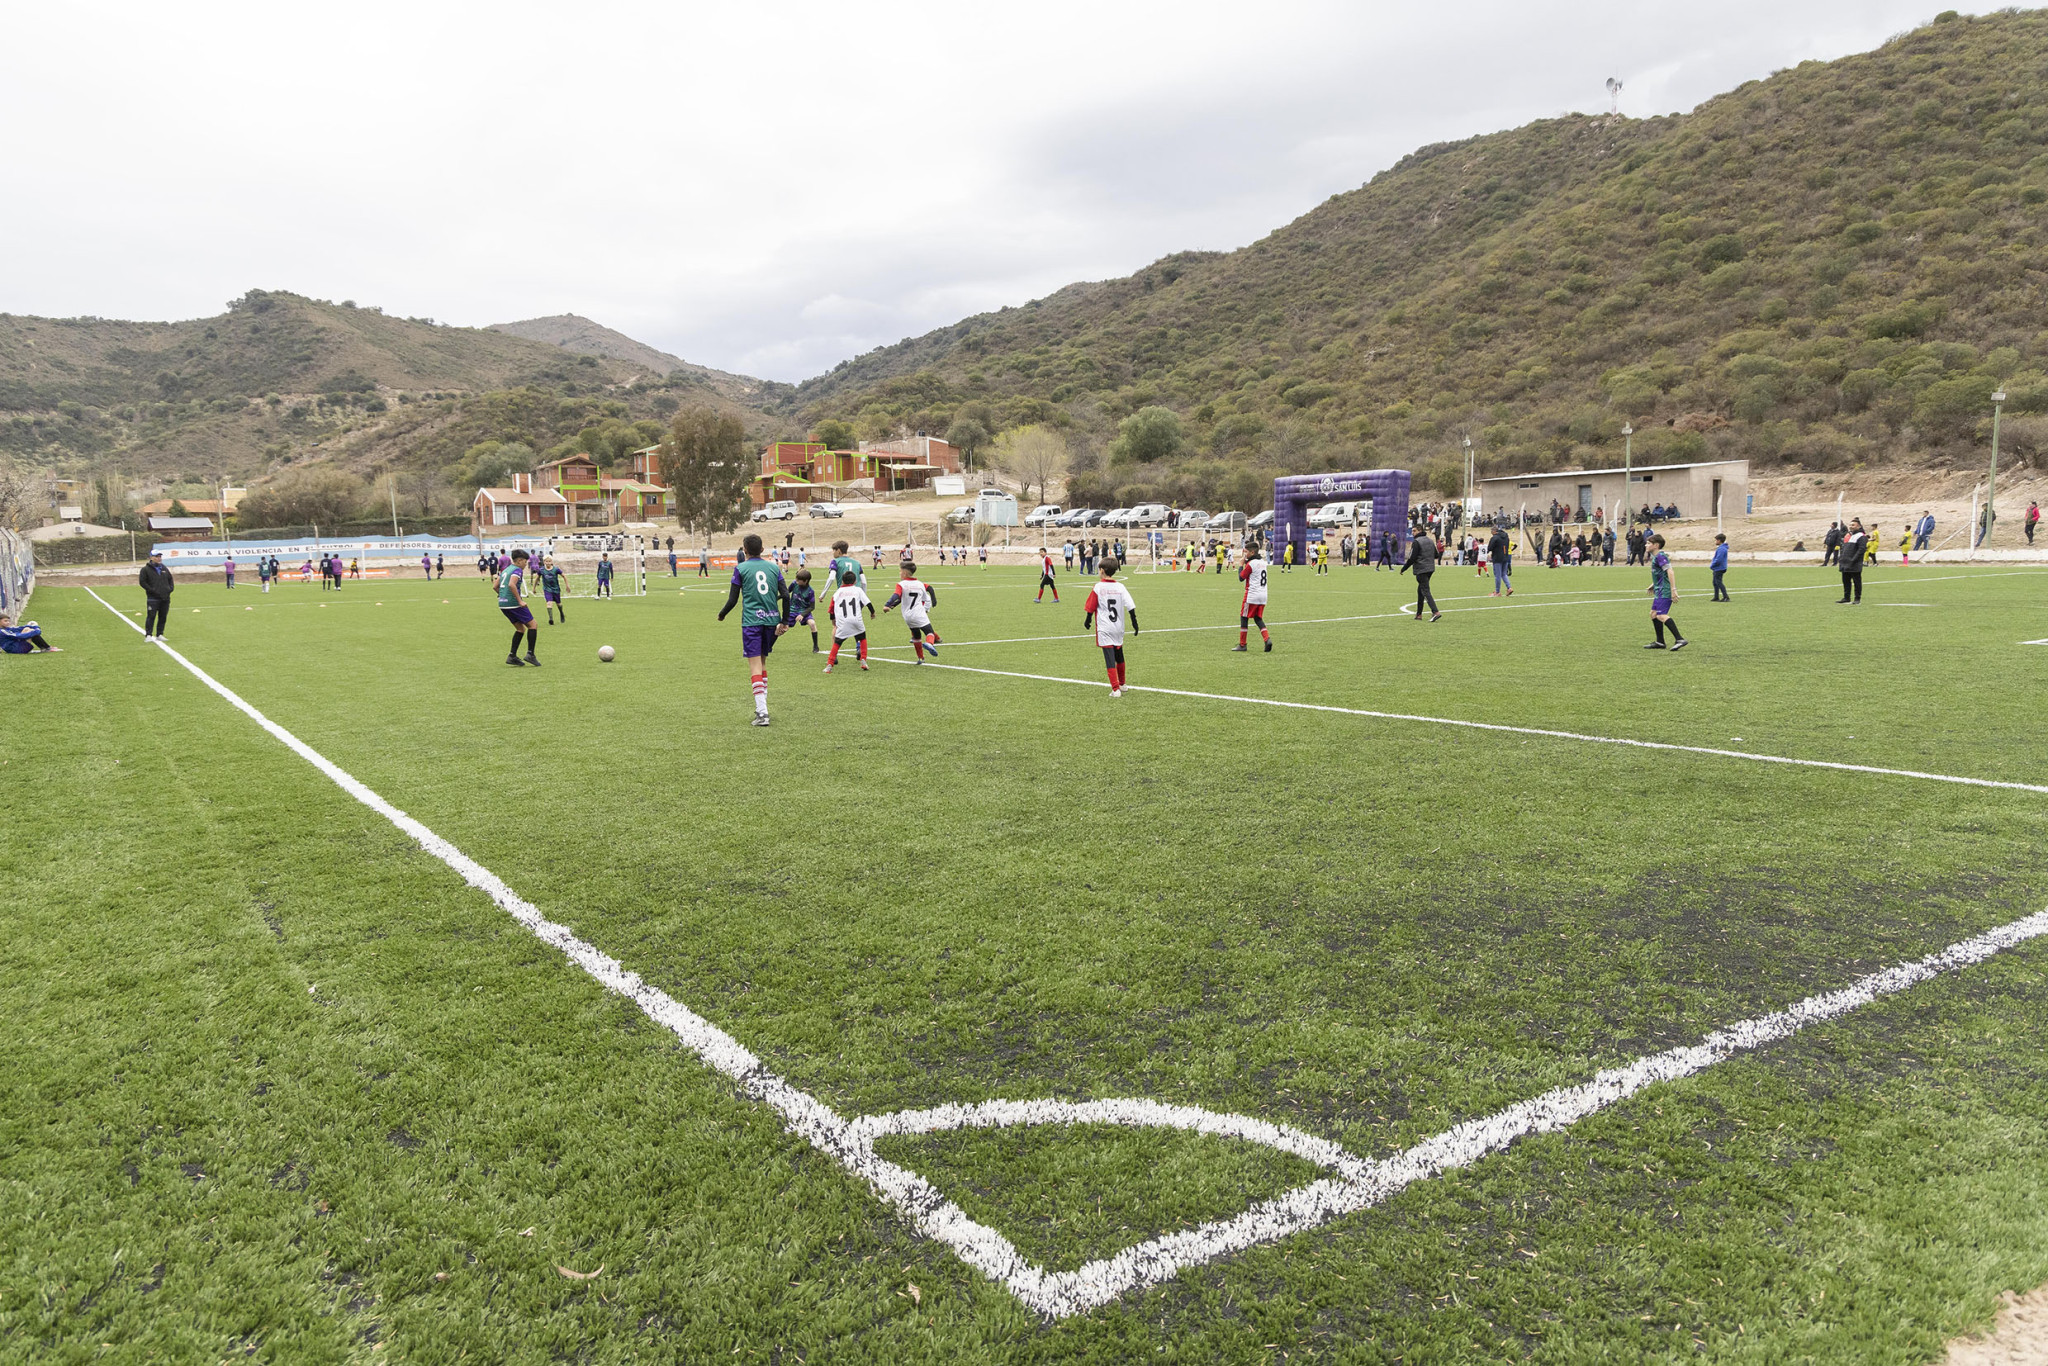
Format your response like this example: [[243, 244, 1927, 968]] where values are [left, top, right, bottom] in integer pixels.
[[1643, 641, 1667, 649], [822, 664, 834, 673], [751, 714, 771, 726], [1669, 638, 1689, 651], [1109, 688, 1122, 698], [860, 662, 869, 671], [506, 654, 525, 666], [525, 655, 541, 667], [1430, 612, 1443, 622], [1263, 639, 1272, 652], [1230, 644, 1247, 652]]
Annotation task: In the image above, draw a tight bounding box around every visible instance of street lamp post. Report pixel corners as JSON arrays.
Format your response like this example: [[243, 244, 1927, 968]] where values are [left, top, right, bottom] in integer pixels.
[[1985, 389, 2007, 547], [1620, 423, 1634, 529], [1462, 434, 1473, 507]]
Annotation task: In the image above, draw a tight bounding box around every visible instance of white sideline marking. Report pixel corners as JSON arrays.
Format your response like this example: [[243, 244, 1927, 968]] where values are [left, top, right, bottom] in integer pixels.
[[876, 569, 2044, 651], [877, 657, 2048, 796], [80, 587, 2048, 1318]]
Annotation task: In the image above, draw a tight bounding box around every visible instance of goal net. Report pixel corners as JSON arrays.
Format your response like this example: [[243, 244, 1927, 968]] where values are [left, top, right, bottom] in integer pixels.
[[544, 538, 647, 598]]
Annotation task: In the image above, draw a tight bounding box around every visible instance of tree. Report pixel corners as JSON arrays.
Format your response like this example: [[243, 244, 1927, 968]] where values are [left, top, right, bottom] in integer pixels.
[[812, 419, 856, 450], [0, 458, 37, 532], [1109, 406, 1185, 465], [990, 425, 1070, 505], [234, 468, 366, 528], [658, 407, 751, 535]]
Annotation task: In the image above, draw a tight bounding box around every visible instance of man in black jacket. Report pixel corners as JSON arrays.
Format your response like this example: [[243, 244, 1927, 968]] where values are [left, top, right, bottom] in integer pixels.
[[1822, 522, 1843, 567], [1400, 530, 1442, 621], [138, 551, 174, 639], [1487, 526, 1513, 596], [1837, 519, 1869, 603]]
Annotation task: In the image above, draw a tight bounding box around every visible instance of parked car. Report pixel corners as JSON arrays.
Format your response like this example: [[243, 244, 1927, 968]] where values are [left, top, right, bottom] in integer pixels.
[[807, 502, 845, 518], [1025, 504, 1064, 527], [752, 499, 798, 522], [1308, 500, 1369, 528], [944, 504, 976, 526], [1204, 511, 1246, 535], [1075, 509, 1109, 527], [1125, 503, 1172, 528], [1247, 510, 1275, 532], [1099, 507, 1134, 528], [1060, 508, 1098, 527], [1173, 509, 1209, 529]]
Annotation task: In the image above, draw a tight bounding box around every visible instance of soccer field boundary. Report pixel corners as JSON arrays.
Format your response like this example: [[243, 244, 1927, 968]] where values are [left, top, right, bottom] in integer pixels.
[[869, 567, 2048, 652], [73, 586, 2048, 1323], [878, 657, 2048, 797]]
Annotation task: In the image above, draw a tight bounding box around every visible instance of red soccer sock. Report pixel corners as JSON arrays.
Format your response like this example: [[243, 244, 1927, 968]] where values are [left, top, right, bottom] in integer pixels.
[[1106, 666, 1119, 687], [1238, 629, 1248, 646], [857, 637, 868, 660], [913, 640, 925, 659], [1260, 627, 1270, 643], [1114, 662, 1127, 688], [828, 640, 841, 665]]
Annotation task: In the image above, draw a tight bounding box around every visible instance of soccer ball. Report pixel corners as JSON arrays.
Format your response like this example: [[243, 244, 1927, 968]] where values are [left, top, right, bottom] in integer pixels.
[[598, 645, 615, 662]]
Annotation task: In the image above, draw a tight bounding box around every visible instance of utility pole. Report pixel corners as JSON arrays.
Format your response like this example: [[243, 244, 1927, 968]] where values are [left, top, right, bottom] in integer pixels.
[[1620, 423, 1634, 529], [1985, 388, 2006, 547], [1462, 435, 1473, 510], [389, 473, 401, 537]]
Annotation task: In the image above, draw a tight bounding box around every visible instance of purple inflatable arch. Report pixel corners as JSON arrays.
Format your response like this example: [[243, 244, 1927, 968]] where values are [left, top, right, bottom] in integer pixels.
[[1271, 469, 1412, 567]]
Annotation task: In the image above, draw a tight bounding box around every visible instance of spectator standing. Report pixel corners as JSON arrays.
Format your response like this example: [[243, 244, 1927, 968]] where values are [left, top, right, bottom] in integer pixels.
[[1603, 527, 1616, 565], [1710, 534, 1730, 600], [1914, 510, 1935, 551], [436, 553, 444, 579], [224, 555, 236, 590], [1837, 519, 1869, 603], [2028, 501, 2040, 545], [1823, 522, 1842, 567], [139, 550, 174, 639], [1487, 525, 1512, 597]]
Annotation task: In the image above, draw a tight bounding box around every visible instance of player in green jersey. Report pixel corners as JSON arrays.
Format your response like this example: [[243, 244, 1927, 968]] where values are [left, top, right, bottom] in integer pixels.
[[825, 539, 866, 593], [717, 532, 791, 725]]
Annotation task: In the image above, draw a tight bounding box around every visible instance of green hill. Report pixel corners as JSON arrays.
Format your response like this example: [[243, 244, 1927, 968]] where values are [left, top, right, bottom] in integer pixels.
[[0, 290, 786, 523], [790, 9, 2048, 507]]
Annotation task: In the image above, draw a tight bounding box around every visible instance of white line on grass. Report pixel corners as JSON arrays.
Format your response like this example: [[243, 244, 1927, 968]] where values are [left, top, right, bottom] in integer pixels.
[[80, 586, 2048, 1319], [875, 657, 2048, 796], [875, 568, 2046, 651]]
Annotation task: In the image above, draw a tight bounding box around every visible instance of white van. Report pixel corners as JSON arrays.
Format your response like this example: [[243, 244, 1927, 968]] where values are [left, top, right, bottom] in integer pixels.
[[1125, 503, 1172, 528], [1308, 500, 1371, 528]]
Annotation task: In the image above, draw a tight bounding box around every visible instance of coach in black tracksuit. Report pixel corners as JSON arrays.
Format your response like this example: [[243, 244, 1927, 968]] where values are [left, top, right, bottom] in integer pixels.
[[1400, 530, 1442, 621], [139, 552, 174, 639]]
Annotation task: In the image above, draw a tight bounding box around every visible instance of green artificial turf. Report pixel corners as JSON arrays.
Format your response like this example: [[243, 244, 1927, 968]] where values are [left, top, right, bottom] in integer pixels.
[[3, 559, 2047, 1363]]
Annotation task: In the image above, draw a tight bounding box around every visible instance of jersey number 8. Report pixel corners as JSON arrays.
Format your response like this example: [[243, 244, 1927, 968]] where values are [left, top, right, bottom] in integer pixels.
[[754, 570, 772, 595]]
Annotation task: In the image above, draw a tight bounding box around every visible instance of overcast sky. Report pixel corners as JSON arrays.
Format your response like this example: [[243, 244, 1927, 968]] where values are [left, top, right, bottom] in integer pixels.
[[3, 1, 1950, 382]]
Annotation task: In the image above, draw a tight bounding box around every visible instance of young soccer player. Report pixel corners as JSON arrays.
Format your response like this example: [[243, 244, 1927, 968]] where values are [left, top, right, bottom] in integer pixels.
[[1644, 533, 1687, 651], [1233, 543, 1272, 652], [537, 555, 567, 624], [497, 548, 540, 666], [1036, 549, 1059, 603], [717, 532, 789, 725], [224, 555, 236, 589], [824, 568, 873, 672], [258, 557, 272, 593], [825, 540, 865, 593], [789, 568, 820, 652], [883, 562, 942, 661], [596, 554, 614, 599], [0, 614, 58, 652], [1710, 534, 1730, 600], [1083, 558, 1139, 697]]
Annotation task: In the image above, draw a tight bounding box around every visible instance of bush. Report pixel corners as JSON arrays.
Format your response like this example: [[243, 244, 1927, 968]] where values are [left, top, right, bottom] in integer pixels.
[[1109, 406, 1185, 465]]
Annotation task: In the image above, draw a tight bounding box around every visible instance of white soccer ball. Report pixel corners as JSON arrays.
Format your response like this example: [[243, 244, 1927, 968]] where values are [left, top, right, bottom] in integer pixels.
[[598, 645, 615, 662]]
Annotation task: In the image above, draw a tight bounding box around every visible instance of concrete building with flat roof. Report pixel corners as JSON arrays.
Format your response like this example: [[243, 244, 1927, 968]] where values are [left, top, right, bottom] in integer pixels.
[[1476, 459, 1748, 523]]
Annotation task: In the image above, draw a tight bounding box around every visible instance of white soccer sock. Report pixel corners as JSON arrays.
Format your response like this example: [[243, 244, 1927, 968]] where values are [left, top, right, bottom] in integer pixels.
[[752, 673, 768, 716]]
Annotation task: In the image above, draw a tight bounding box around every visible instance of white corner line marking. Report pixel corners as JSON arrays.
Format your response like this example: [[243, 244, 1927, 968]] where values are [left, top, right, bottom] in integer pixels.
[[875, 656, 2048, 797], [82, 587, 2048, 1319]]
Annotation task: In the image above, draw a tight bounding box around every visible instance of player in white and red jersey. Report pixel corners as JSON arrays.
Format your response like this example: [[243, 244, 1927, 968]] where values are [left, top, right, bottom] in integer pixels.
[[883, 562, 942, 662], [1081, 558, 1139, 697], [1035, 550, 1059, 603], [823, 569, 873, 673], [1233, 542, 1272, 653]]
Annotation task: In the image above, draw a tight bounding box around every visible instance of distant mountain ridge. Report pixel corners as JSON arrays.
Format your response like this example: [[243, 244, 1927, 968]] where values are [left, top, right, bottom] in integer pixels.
[[486, 314, 775, 406], [0, 291, 781, 491], [791, 10, 2048, 504]]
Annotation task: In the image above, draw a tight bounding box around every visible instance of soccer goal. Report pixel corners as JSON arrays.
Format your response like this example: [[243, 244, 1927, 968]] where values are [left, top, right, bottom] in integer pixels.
[[546, 538, 647, 598]]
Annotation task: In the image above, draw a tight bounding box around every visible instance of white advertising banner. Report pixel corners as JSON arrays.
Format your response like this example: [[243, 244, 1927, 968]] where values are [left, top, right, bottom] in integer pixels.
[[151, 536, 551, 566]]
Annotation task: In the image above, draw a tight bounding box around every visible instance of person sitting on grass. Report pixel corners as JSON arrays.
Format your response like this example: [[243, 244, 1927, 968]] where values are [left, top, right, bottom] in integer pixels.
[[0, 614, 59, 653]]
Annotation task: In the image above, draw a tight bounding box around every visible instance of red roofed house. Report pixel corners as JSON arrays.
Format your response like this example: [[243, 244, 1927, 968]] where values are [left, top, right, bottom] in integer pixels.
[[473, 472, 569, 529]]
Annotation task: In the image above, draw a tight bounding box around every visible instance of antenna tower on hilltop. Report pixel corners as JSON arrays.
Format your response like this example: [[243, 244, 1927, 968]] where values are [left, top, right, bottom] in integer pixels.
[[1605, 77, 1624, 114]]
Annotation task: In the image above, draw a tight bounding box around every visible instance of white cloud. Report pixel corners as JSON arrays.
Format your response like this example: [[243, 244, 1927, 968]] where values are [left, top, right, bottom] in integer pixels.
[[0, 0, 1951, 381]]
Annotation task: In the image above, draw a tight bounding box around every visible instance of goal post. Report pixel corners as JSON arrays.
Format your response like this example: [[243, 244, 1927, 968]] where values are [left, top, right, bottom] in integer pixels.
[[544, 537, 647, 598]]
